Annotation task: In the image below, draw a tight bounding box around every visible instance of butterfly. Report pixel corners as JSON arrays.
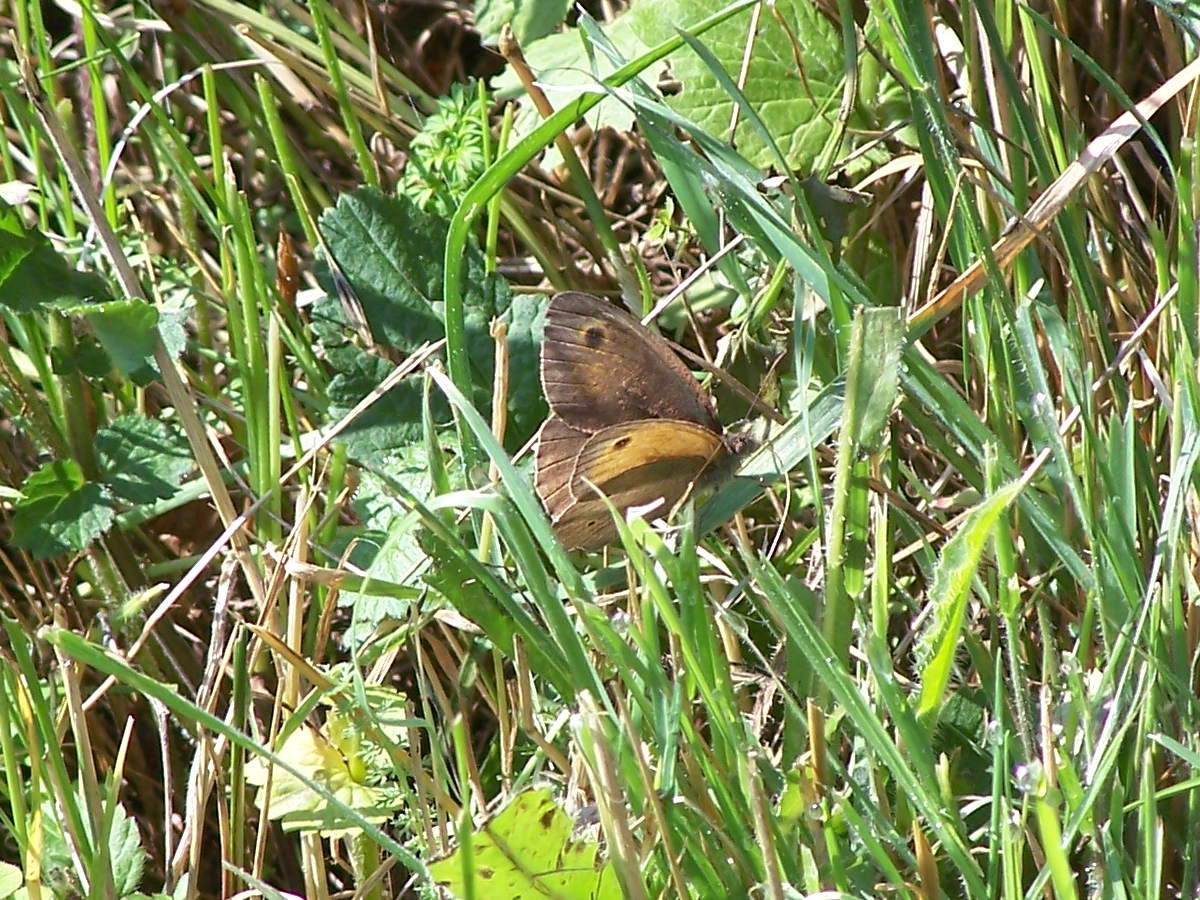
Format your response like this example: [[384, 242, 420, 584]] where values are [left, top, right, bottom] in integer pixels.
[[534, 291, 750, 549]]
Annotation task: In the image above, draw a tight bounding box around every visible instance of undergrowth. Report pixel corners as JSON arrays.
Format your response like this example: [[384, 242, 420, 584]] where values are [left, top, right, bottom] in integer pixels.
[[1, 0, 1198, 898]]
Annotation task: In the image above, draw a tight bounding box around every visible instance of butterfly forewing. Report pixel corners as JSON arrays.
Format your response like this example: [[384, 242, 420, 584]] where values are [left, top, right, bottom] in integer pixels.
[[541, 292, 721, 433]]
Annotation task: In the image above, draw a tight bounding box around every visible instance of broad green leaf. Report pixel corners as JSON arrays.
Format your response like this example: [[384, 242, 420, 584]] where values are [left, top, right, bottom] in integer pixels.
[[10, 460, 114, 559], [324, 351, 431, 463], [68, 297, 161, 383], [95, 414, 194, 505], [644, 0, 844, 170], [315, 190, 507, 350], [336, 458, 435, 646], [0, 204, 108, 312], [498, 0, 897, 172], [0, 861, 22, 897], [108, 802, 148, 894], [429, 789, 619, 900], [474, 0, 572, 45], [37, 791, 145, 897], [244, 724, 403, 837], [915, 480, 1024, 725]]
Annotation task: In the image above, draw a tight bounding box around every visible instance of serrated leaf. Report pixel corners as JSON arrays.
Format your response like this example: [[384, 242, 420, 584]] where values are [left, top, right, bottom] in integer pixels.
[[11, 460, 114, 559], [95, 414, 194, 505], [244, 724, 402, 837], [324, 352, 433, 463], [475, 0, 572, 45], [429, 789, 620, 900], [313, 189, 546, 459], [37, 790, 146, 897], [646, 0, 844, 170], [108, 802, 147, 894], [336, 461, 435, 646], [0, 205, 109, 312]]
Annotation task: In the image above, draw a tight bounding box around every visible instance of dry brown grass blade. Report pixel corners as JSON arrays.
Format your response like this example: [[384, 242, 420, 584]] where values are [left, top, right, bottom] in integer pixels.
[[907, 54, 1200, 335]]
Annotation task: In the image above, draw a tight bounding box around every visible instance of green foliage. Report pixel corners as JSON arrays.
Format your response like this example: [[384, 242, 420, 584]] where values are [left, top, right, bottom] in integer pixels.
[[313, 189, 546, 463], [95, 415, 194, 505], [841, 306, 903, 455], [497, 0, 903, 172], [0, 861, 22, 898], [67, 298, 160, 384], [10, 415, 191, 559], [428, 789, 619, 900], [38, 790, 147, 897], [915, 479, 1024, 724], [245, 688, 409, 836], [334, 460, 435, 645], [399, 82, 489, 218], [0, 205, 108, 312], [2, 0, 1197, 898], [10, 460, 114, 558], [473, 0, 572, 46]]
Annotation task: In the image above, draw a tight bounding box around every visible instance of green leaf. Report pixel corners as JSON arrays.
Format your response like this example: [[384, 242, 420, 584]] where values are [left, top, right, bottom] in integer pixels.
[[914, 480, 1024, 725], [336, 460, 435, 646], [499, 0, 885, 172], [313, 190, 546, 461], [324, 351, 431, 462], [10, 460, 114, 559], [315, 190, 504, 350], [37, 791, 145, 897], [108, 801, 148, 894], [698, 377, 845, 535], [68, 297, 162, 384], [399, 82, 489, 217], [95, 414, 194, 505], [50, 334, 111, 378], [647, 0, 844, 170], [474, 0, 572, 45], [0, 204, 109, 312], [429, 789, 620, 900], [244, 723, 403, 836], [0, 861, 22, 898], [842, 306, 903, 456]]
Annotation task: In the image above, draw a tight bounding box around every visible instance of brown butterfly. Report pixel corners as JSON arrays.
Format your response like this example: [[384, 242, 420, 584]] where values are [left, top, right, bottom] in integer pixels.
[[534, 291, 750, 550]]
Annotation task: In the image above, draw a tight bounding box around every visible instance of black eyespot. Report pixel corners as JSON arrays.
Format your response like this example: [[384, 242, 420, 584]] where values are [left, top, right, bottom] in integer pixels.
[[613, 436, 632, 449], [584, 326, 605, 348]]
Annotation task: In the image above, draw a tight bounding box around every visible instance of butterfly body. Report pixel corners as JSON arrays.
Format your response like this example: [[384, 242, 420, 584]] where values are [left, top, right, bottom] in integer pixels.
[[535, 292, 743, 550]]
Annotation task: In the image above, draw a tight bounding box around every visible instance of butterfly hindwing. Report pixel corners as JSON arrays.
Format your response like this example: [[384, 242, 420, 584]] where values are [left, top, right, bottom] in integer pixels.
[[545, 420, 726, 551], [534, 416, 588, 521]]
